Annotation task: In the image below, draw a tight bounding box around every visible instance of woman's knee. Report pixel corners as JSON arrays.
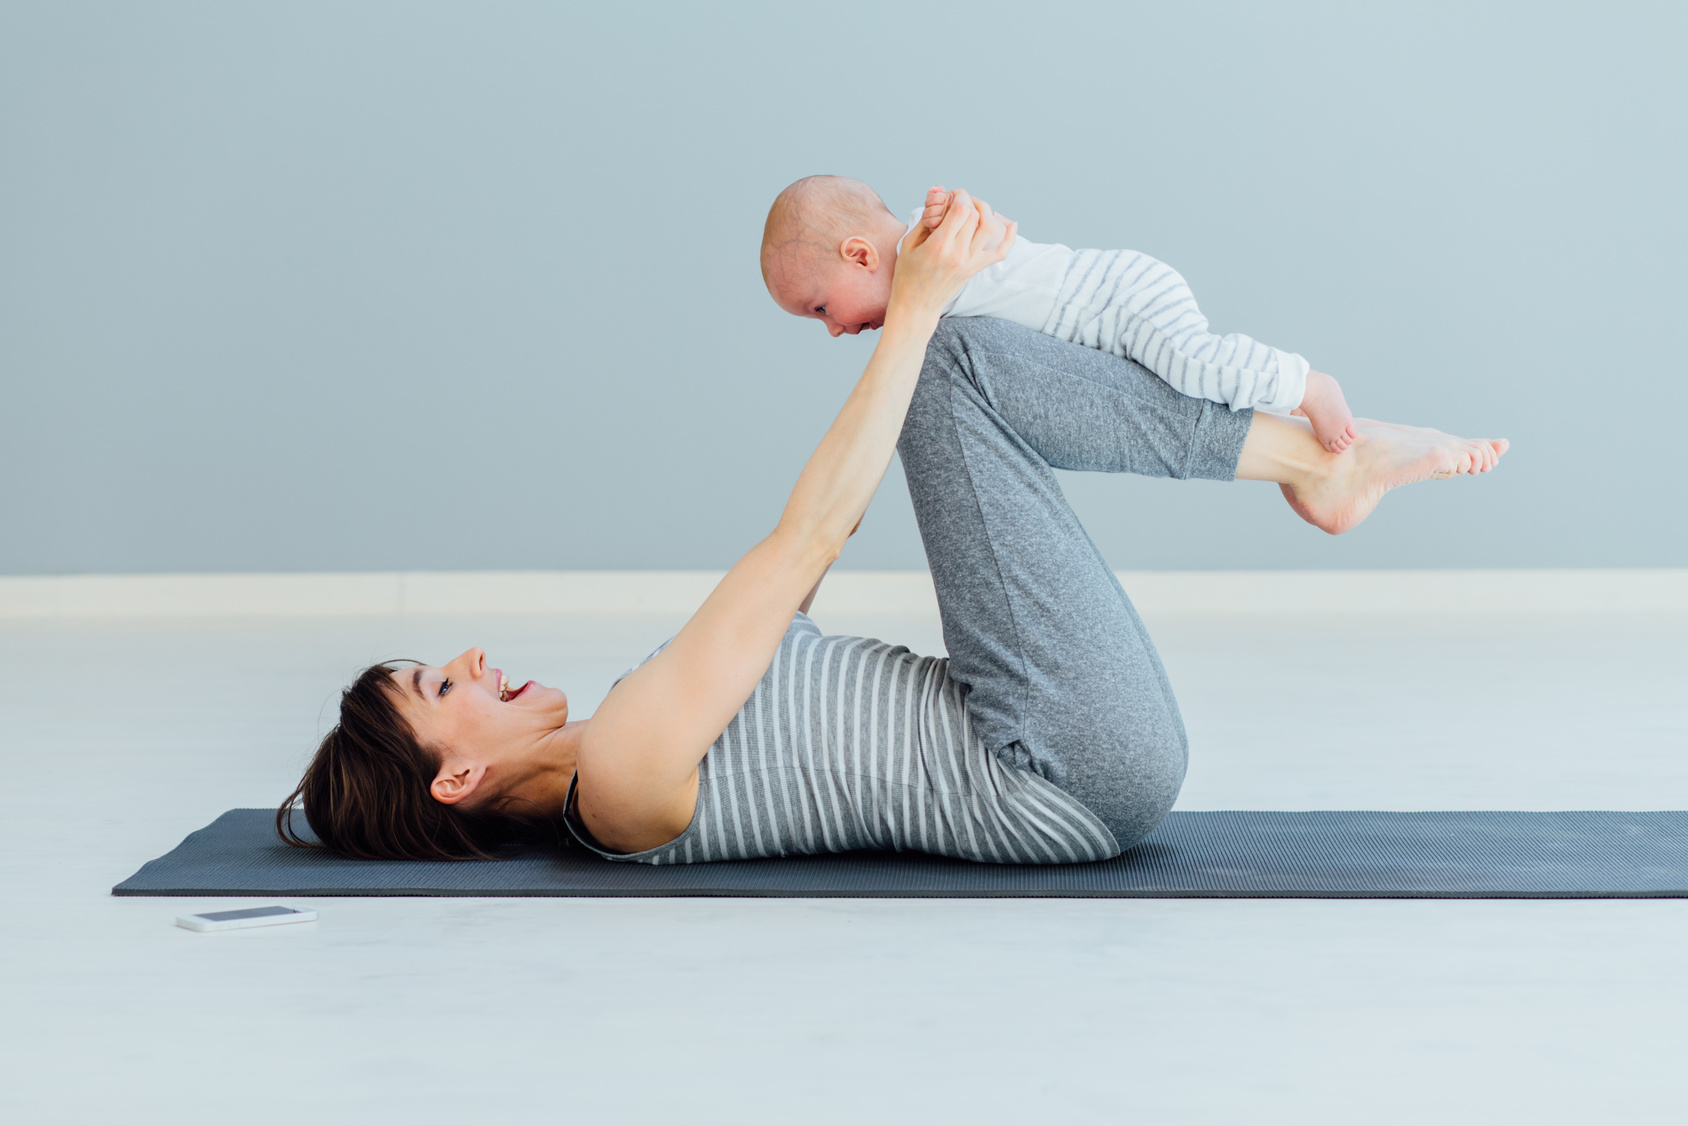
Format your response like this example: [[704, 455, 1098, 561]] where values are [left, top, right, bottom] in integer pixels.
[[1074, 728, 1188, 851], [1116, 737, 1188, 849], [916, 317, 1040, 404]]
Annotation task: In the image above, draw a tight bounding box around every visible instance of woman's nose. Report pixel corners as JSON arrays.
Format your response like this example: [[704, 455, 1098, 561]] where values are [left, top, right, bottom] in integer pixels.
[[453, 648, 486, 677]]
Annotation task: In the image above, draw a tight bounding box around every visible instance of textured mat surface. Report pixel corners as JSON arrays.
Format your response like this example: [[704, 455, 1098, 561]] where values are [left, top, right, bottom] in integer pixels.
[[112, 809, 1688, 898]]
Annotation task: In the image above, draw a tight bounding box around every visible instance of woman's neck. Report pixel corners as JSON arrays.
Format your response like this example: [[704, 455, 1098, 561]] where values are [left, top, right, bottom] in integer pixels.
[[501, 718, 589, 820]]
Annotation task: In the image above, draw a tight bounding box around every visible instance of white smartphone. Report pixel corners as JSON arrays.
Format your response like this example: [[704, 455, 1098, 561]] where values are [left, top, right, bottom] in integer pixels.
[[175, 906, 317, 933]]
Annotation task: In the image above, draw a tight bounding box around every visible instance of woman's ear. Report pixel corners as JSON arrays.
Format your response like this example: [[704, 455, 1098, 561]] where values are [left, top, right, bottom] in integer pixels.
[[839, 236, 881, 272], [431, 757, 486, 806]]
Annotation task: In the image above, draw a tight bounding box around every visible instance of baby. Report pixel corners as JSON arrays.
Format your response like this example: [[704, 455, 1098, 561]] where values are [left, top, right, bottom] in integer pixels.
[[760, 176, 1356, 451]]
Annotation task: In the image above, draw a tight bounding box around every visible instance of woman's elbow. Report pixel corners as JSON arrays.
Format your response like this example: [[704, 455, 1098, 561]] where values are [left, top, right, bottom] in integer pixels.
[[770, 517, 849, 566]]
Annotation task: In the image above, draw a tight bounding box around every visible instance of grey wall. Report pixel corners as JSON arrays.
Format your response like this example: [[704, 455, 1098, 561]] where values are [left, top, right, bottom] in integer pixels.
[[3, 1, 1683, 575]]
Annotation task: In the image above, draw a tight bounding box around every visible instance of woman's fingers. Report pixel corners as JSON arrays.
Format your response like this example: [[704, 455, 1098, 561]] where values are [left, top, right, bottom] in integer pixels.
[[952, 201, 982, 254], [944, 189, 978, 245], [925, 188, 977, 262], [979, 218, 1014, 265], [934, 192, 1012, 265], [963, 194, 1014, 263], [971, 198, 998, 248], [939, 188, 974, 234], [995, 219, 1019, 262]]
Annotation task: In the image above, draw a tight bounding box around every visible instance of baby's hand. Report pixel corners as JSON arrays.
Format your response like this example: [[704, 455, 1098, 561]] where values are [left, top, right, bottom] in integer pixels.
[[922, 185, 952, 230]]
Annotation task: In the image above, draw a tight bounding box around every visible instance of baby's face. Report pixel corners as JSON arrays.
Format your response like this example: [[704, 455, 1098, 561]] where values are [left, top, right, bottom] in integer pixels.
[[773, 254, 894, 338]]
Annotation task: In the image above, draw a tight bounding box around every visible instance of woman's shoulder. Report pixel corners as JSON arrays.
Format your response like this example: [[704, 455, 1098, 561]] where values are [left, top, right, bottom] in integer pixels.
[[610, 636, 674, 689], [614, 610, 821, 689]]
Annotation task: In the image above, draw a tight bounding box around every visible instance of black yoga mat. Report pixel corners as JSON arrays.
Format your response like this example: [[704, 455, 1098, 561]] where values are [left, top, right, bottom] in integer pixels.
[[113, 808, 1688, 899]]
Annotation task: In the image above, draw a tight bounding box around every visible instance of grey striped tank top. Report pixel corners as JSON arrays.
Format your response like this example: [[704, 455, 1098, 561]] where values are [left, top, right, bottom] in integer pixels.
[[564, 612, 1119, 865]]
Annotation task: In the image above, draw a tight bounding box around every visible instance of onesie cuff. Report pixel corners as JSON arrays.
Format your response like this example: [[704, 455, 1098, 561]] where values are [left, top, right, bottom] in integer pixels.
[[1256, 349, 1310, 413]]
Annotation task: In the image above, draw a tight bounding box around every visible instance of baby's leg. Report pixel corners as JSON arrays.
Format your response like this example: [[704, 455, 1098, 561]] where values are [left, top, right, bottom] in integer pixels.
[[1294, 369, 1357, 452]]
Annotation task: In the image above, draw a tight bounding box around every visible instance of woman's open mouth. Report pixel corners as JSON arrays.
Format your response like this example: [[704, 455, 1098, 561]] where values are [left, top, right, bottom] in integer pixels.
[[500, 676, 533, 703]]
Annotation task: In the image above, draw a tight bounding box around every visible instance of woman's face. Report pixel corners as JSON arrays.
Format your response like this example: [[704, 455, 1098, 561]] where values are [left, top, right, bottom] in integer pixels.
[[389, 647, 571, 804]]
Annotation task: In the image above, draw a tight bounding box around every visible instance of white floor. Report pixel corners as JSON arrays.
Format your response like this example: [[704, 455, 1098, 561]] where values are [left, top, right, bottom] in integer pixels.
[[2, 606, 1685, 1124]]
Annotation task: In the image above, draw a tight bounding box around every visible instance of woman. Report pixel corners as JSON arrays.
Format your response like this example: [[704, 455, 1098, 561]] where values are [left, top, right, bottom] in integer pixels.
[[280, 193, 1506, 864]]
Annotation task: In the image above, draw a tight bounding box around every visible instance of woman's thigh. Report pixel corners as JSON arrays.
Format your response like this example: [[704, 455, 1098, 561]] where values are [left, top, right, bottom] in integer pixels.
[[896, 318, 1252, 846]]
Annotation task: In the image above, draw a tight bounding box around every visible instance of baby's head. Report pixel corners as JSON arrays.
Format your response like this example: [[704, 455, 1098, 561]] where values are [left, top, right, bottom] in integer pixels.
[[760, 175, 908, 337]]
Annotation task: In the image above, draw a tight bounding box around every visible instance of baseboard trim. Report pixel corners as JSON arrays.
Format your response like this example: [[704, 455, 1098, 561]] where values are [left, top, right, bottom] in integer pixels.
[[1, 569, 1683, 618]]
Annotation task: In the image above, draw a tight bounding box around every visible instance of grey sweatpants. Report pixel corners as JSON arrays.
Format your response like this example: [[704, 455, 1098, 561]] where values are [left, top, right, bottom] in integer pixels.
[[897, 317, 1254, 849]]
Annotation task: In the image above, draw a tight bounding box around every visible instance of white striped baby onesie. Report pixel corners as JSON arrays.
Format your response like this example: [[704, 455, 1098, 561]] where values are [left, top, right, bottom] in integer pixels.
[[903, 209, 1309, 413]]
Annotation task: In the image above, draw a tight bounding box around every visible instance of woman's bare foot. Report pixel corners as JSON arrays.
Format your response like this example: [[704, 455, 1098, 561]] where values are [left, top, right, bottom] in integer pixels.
[[1292, 369, 1357, 452], [1280, 420, 1509, 535]]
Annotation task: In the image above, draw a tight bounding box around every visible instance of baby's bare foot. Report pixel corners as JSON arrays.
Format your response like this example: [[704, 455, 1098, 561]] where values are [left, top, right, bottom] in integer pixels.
[[1294, 369, 1357, 453], [1280, 420, 1509, 535]]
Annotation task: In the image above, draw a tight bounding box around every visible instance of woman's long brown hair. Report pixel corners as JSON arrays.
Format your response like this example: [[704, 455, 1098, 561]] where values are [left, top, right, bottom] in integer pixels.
[[276, 661, 559, 860]]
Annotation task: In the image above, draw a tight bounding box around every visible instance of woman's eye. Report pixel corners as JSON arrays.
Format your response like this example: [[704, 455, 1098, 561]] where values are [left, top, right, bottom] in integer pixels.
[[439, 677, 452, 698]]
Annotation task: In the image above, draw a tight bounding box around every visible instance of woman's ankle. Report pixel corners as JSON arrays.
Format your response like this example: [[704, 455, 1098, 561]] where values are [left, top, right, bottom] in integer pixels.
[[1235, 411, 1332, 489]]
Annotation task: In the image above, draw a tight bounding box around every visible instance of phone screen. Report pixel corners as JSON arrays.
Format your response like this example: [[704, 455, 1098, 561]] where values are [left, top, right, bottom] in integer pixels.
[[195, 907, 299, 922]]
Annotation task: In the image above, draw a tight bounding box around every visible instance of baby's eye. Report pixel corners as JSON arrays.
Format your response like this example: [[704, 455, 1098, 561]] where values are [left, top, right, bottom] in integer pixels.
[[815, 306, 826, 316], [439, 677, 452, 698]]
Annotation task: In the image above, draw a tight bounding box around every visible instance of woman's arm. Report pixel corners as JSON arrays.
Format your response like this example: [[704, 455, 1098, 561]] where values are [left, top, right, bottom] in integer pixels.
[[796, 516, 858, 616], [577, 194, 1015, 851]]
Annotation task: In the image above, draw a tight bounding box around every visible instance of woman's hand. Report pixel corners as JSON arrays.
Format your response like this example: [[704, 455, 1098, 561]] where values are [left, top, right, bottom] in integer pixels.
[[887, 188, 1017, 326]]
